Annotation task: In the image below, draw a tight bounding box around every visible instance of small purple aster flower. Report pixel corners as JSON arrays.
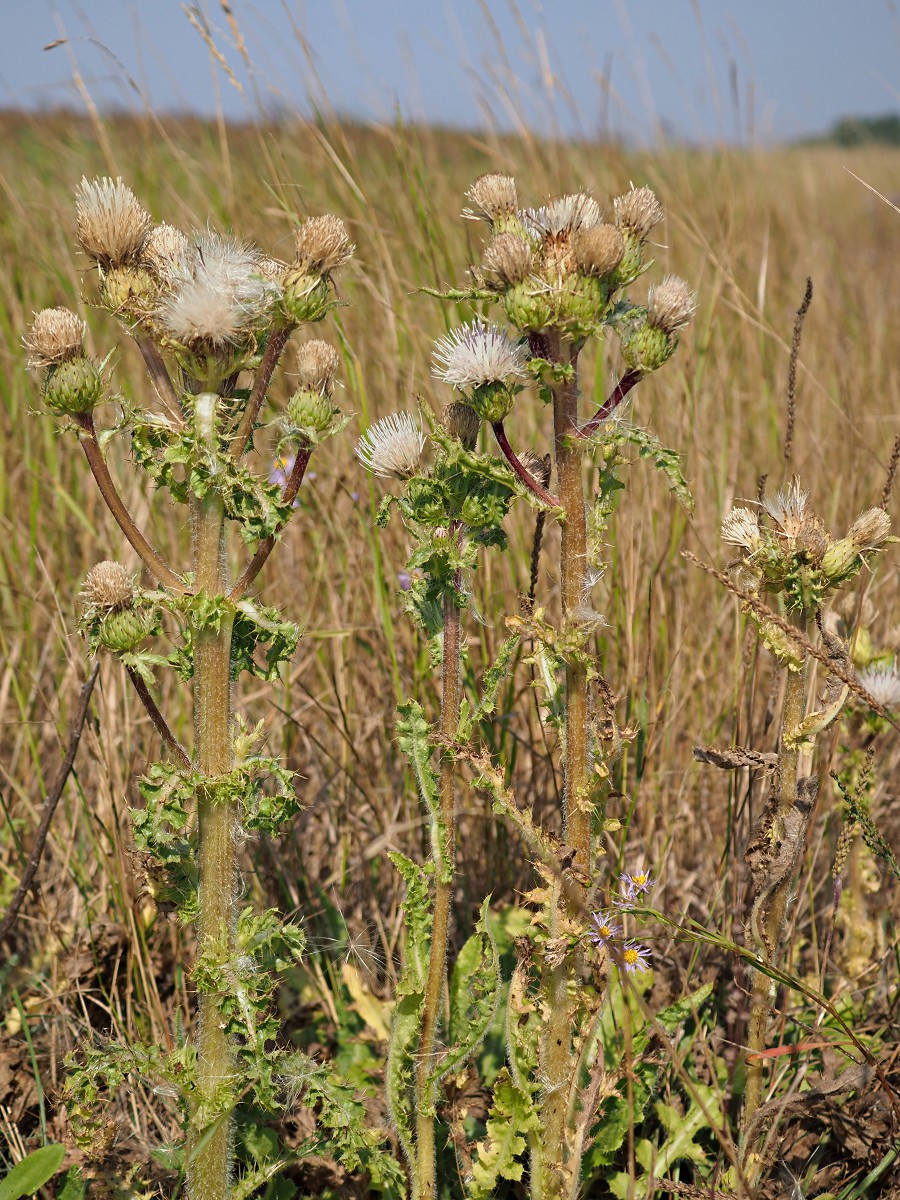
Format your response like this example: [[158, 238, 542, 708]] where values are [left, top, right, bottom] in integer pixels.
[[351, 490, 360, 503], [619, 940, 651, 974], [398, 571, 412, 591], [587, 910, 622, 948], [616, 867, 654, 906]]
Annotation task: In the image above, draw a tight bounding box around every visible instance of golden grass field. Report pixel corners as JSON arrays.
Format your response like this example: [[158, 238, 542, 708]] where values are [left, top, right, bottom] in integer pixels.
[[2, 106, 900, 1195]]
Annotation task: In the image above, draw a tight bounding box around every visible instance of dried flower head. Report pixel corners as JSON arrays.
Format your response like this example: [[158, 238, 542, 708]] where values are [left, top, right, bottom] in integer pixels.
[[75, 176, 152, 267], [355, 412, 425, 479], [847, 508, 892, 552], [721, 507, 761, 551], [573, 224, 625, 277], [613, 185, 664, 239], [647, 275, 697, 333], [140, 223, 190, 278], [518, 449, 552, 488], [482, 232, 533, 286], [763, 479, 810, 540], [432, 320, 528, 389], [80, 561, 135, 611], [25, 307, 86, 369], [443, 401, 480, 450], [159, 231, 276, 347], [293, 215, 354, 274], [526, 193, 602, 239], [857, 663, 900, 709], [463, 173, 519, 223], [295, 339, 340, 394]]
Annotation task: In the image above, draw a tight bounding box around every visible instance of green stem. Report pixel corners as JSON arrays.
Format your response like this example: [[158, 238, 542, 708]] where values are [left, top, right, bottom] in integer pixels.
[[187, 394, 237, 1200], [414, 587, 462, 1200], [742, 609, 810, 1173], [534, 332, 592, 1200]]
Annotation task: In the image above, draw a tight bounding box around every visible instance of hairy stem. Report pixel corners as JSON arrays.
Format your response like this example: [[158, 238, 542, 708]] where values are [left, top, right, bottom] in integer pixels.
[[74, 414, 187, 593], [187, 394, 237, 1200], [414, 584, 462, 1200], [534, 332, 592, 1200], [742, 610, 810, 1168], [134, 333, 183, 428]]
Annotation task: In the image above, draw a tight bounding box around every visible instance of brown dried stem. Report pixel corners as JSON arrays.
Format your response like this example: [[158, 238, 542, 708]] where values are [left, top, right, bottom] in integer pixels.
[[125, 666, 191, 770]]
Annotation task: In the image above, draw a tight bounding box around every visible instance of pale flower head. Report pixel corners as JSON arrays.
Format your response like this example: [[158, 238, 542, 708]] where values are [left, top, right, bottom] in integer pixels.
[[293, 215, 354, 274], [355, 412, 426, 479], [763, 479, 810, 540], [80, 561, 135, 611], [857, 663, 900, 710], [462, 173, 519, 223], [294, 339, 340, 394], [25, 307, 86, 369], [140, 222, 190, 279], [721, 506, 762, 551], [613, 185, 664, 239], [847, 507, 891, 552], [525, 192, 602, 239], [432, 320, 528, 390], [75, 176, 152, 267], [482, 232, 533, 286], [647, 275, 697, 333], [159, 230, 277, 347]]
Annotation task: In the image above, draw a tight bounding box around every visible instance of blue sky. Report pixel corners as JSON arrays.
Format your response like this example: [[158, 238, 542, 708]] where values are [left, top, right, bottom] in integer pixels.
[[2, 1, 899, 144]]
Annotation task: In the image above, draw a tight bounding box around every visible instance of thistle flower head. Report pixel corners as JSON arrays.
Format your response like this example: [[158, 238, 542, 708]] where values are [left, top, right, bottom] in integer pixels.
[[647, 275, 697, 333], [75, 176, 152, 267], [462, 173, 519, 223], [140, 222, 190, 278], [620, 940, 652, 974], [573, 224, 625, 277], [293, 215, 354, 274], [295, 339, 341, 394], [80, 561, 135, 611], [443, 401, 480, 450], [482, 232, 533, 286], [763, 479, 811, 541], [847, 508, 892, 552], [857, 663, 900, 709], [159, 230, 277, 348], [355, 412, 425, 479], [25, 307, 86, 369], [526, 193, 602, 239], [613, 185, 664, 239], [432, 320, 527, 390], [721, 506, 761, 551], [518, 449, 552, 488], [587, 910, 623, 947]]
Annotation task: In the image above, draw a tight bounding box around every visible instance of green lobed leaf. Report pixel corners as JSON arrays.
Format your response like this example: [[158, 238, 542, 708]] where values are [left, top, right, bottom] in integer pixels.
[[466, 1069, 539, 1199], [434, 897, 500, 1086], [396, 701, 451, 883]]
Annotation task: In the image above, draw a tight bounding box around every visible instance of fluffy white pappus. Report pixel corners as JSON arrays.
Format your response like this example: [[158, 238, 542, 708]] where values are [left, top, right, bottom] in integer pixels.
[[523, 193, 602, 239], [857, 663, 900, 710], [720, 506, 761, 550], [159, 230, 278, 345], [355, 412, 426, 479], [432, 319, 528, 389], [763, 479, 810, 538]]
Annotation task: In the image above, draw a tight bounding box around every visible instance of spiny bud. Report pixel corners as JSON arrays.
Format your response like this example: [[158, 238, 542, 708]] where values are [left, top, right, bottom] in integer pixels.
[[573, 224, 625, 277], [81, 561, 135, 611], [647, 275, 696, 334], [295, 339, 340, 394], [293, 215, 354, 274], [444, 402, 480, 451], [99, 264, 155, 313], [141, 223, 190, 278], [622, 321, 675, 373], [25, 307, 86, 369], [99, 607, 153, 653], [75, 176, 152, 268], [463, 173, 519, 225], [287, 388, 337, 435], [482, 232, 533, 287], [847, 508, 891, 552], [43, 357, 104, 415], [613, 186, 664, 240]]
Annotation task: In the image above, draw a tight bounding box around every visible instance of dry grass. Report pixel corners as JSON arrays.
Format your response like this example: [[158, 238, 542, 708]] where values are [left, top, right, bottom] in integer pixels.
[[2, 105, 900, 1195]]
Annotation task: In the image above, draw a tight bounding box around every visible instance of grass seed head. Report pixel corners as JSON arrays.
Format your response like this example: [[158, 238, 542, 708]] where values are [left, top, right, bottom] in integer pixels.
[[75, 176, 152, 268], [25, 307, 86, 369]]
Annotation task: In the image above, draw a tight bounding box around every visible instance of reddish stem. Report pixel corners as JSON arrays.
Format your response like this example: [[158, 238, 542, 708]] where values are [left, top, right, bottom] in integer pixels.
[[228, 445, 312, 599], [576, 368, 643, 439], [231, 326, 292, 459], [491, 421, 560, 507]]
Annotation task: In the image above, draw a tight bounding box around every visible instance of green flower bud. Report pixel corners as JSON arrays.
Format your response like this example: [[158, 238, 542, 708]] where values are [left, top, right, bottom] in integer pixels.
[[504, 281, 553, 332], [821, 538, 859, 581], [609, 231, 645, 287], [623, 323, 676, 373], [557, 272, 610, 328], [43, 357, 104, 414], [280, 270, 330, 324], [469, 381, 516, 423], [99, 607, 152, 653], [99, 264, 155, 312], [287, 387, 337, 434]]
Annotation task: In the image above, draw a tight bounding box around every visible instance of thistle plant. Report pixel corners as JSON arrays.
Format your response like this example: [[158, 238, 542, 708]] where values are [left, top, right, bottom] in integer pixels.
[[712, 481, 893, 1182], [24, 177, 403, 1199], [367, 173, 695, 1200]]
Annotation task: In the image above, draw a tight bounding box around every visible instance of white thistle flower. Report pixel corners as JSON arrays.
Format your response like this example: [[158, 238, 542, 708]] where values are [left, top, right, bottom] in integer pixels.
[[857, 664, 900, 710], [159, 230, 278, 346], [763, 479, 809, 539], [721, 507, 761, 550], [524, 193, 602, 239], [432, 320, 527, 389], [355, 412, 425, 479], [75, 176, 152, 266]]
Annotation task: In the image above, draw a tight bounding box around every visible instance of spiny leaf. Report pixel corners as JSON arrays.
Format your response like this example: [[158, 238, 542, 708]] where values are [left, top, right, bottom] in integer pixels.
[[466, 1069, 539, 1199], [433, 897, 500, 1086]]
